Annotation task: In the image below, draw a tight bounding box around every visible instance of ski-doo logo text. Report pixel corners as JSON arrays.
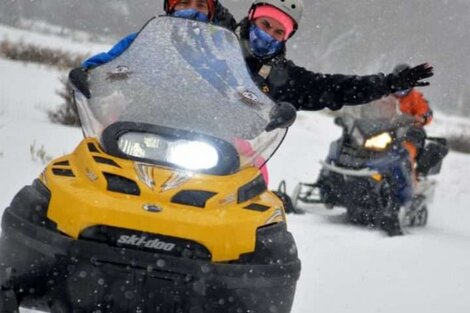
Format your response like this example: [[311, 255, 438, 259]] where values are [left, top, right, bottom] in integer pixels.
[[117, 235, 176, 251]]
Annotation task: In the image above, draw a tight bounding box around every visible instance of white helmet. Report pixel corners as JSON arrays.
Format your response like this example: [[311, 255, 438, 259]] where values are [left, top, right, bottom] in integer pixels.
[[249, 0, 304, 32]]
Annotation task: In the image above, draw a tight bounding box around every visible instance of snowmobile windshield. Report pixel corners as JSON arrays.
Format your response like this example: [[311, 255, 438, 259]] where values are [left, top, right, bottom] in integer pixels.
[[74, 17, 287, 174]]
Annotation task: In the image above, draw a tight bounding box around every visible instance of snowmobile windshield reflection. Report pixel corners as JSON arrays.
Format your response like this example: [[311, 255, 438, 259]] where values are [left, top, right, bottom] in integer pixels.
[[74, 16, 286, 174]]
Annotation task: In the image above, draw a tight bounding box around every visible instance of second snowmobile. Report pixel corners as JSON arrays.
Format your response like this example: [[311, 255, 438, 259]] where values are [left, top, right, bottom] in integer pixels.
[[290, 103, 448, 235]]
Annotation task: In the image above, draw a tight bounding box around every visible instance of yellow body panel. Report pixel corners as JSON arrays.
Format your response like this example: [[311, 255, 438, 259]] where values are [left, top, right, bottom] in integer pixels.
[[41, 139, 285, 262]]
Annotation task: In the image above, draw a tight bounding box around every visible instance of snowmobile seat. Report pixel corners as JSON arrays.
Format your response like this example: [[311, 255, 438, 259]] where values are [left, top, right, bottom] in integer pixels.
[[416, 137, 449, 176]]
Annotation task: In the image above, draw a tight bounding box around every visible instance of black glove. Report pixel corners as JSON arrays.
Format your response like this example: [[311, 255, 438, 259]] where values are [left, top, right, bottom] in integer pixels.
[[265, 102, 297, 132], [387, 63, 434, 93], [69, 67, 91, 98]]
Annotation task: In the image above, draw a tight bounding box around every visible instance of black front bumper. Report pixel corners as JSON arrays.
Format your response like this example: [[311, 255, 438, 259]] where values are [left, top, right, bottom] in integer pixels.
[[0, 184, 300, 313], [319, 170, 381, 211]]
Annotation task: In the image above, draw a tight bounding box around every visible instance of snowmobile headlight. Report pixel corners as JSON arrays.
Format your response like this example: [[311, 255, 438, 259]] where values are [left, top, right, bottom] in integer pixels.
[[102, 122, 240, 175], [167, 141, 219, 170], [364, 132, 392, 151], [117, 132, 219, 171]]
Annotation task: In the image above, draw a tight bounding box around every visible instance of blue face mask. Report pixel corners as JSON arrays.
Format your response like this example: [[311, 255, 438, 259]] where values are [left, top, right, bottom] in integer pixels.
[[173, 8, 209, 22], [248, 24, 283, 58]]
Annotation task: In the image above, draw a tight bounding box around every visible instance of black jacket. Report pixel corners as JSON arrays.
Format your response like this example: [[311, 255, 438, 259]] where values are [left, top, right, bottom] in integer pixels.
[[237, 18, 392, 111], [213, 3, 237, 30]]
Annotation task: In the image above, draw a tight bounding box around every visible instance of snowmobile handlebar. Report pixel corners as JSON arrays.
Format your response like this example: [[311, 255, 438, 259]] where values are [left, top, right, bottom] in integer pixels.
[[265, 102, 297, 132]]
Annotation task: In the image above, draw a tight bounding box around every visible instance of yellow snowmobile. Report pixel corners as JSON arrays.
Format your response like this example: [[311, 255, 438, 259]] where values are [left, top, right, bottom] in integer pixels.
[[0, 17, 300, 312]]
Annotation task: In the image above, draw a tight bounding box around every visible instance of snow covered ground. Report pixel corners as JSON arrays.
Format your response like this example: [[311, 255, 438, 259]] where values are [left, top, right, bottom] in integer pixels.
[[1, 28, 470, 313], [270, 117, 470, 313]]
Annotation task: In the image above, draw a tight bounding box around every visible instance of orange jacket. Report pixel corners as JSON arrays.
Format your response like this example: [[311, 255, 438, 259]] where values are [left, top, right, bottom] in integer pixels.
[[396, 89, 433, 125]]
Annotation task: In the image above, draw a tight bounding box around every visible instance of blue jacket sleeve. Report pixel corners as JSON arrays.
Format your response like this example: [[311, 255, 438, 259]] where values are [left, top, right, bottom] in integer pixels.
[[82, 33, 138, 69]]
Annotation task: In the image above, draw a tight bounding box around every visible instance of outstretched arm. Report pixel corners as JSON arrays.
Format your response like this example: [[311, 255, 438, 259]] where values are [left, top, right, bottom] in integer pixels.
[[81, 33, 138, 70], [81, 2, 237, 69], [269, 60, 433, 111]]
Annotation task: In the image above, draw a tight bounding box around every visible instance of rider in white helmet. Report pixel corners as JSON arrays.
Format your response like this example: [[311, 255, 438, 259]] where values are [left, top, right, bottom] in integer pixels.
[[245, 0, 302, 57], [228, 0, 433, 208], [235, 0, 433, 112]]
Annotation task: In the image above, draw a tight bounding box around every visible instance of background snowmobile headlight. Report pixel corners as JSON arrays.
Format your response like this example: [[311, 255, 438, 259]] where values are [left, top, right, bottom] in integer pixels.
[[364, 132, 392, 151], [117, 132, 219, 170]]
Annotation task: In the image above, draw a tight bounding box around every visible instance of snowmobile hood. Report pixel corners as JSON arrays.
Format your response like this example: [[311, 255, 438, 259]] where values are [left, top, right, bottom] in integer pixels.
[[40, 138, 286, 262]]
